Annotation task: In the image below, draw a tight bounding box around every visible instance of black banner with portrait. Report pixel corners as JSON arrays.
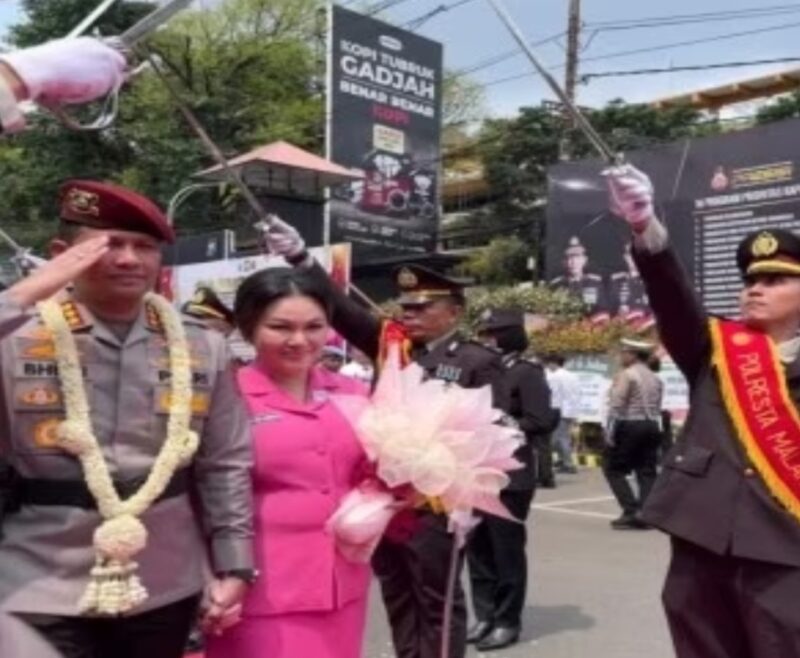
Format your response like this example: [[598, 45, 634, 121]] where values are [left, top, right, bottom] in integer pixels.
[[327, 5, 443, 263], [546, 117, 800, 323]]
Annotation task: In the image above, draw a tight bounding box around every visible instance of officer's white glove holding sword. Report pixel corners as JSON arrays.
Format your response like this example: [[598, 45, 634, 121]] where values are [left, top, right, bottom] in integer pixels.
[[605, 163, 668, 253], [0, 37, 127, 132]]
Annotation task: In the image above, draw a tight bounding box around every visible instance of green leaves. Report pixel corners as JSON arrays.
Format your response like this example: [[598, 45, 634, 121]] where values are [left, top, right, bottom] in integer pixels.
[[0, 0, 325, 248]]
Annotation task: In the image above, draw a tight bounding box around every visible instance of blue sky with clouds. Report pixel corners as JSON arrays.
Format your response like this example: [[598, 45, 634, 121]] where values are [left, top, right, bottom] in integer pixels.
[[3, 0, 799, 117]]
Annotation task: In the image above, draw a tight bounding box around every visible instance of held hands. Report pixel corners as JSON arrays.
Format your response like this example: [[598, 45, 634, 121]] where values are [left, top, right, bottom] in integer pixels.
[[6, 236, 109, 308], [604, 164, 656, 233], [201, 577, 249, 636], [258, 216, 306, 261], [0, 37, 127, 105]]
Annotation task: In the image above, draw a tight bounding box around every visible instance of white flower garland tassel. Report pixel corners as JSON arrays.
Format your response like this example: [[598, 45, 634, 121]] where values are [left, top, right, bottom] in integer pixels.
[[37, 293, 197, 615]]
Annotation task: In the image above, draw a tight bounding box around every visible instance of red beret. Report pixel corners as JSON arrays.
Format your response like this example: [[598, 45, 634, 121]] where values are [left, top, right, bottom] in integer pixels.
[[58, 180, 175, 244]]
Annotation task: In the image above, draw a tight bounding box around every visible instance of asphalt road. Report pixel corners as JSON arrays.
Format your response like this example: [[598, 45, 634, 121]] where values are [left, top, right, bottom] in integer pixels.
[[364, 468, 675, 658]]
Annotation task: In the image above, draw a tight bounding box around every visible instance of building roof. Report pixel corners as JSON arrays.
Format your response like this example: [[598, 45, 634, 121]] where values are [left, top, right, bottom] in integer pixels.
[[194, 140, 362, 198], [650, 67, 800, 111]]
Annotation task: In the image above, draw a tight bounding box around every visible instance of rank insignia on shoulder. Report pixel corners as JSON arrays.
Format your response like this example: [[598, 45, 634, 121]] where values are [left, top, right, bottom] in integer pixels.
[[59, 301, 90, 331]]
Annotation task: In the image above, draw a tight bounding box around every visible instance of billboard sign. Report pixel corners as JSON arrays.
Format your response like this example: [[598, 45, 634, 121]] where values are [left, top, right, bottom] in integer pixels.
[[327, 5, 444, 260], [546, 117, 800, 320]]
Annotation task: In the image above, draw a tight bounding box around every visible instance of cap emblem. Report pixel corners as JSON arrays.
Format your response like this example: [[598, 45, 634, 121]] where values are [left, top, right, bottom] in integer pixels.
[[65, 188, 100, 217], [397, 267, 418, 290], [752, 232, 779, 258]]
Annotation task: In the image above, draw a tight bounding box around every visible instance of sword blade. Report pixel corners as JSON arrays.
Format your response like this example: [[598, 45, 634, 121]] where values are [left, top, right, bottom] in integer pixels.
[[67, 0, 120, 38], [485, 0, 617, 163], [120, 0, 194, 46]]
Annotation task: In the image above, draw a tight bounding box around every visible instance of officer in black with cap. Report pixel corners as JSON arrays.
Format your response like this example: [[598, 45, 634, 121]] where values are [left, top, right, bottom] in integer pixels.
[[260, 218, 503, 658], [608, 163, 800, 657], [182, 286, 235, 336], [466, 307, 554, 651]]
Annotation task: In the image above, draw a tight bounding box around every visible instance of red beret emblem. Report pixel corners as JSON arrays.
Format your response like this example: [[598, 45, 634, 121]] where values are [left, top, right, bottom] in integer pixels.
[[65, 188, 100, 217]]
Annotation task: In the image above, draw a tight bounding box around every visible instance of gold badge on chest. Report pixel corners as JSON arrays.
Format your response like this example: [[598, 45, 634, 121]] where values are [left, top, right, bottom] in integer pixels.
[[33, 418, 61, 448]]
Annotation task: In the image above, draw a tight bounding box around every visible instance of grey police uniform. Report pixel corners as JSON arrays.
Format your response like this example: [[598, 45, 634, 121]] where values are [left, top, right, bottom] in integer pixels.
[[0, 294, 254, 616]]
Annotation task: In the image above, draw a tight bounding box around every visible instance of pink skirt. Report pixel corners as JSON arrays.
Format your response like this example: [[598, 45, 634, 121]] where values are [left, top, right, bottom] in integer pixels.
[[205, 595, 369, 658]]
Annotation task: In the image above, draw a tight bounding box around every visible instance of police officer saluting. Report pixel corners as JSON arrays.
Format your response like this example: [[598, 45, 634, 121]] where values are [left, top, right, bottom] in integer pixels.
[[263, 218, 503, 658], [467, 308, 554, 651], [0, 181, 255, 658], [607, 164, 800, 656]]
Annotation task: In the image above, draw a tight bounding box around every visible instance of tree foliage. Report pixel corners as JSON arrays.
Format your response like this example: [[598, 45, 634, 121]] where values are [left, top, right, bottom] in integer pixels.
[[0, 0, 325, 248], [477, 100, 711, 221], [8, 0, 154, 47], [458, 235, 531, 286], [444, 99, 714, 286], [464, 283, 584, 327], [755, 90, 800, 124]]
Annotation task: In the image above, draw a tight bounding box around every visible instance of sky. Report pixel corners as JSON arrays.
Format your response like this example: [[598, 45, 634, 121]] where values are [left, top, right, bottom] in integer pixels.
[[2, 0, 800, 118]]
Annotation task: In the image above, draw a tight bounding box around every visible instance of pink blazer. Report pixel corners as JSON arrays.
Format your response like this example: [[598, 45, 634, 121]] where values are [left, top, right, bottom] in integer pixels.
[[236, 364, 371, 616]]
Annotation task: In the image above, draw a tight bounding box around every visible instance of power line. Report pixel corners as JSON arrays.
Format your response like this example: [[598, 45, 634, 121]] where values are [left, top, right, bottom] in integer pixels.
[[480, 18, 800, 89], [450, 4, 800, 85], [365, 0, 418, 17], [454, 31, 567, 77], [581, 56, 800, 82], [584, 4, 800, 30], [403, 0, 476, 30]]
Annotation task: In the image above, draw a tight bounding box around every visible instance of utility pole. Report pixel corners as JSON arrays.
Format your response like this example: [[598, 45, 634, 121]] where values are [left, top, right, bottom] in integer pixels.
[[560, 0, 581, 160]]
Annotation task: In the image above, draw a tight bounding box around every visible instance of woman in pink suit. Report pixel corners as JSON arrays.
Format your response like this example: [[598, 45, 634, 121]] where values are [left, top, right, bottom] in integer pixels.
[[205, 268, 371, 658]]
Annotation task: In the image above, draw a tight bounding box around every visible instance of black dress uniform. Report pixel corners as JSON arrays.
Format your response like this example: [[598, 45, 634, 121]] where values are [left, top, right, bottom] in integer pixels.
[[466, 308, 554, 651], [636, 228, 800, 657], [300, 261, 503, 658], [549, 236, 611, 321]]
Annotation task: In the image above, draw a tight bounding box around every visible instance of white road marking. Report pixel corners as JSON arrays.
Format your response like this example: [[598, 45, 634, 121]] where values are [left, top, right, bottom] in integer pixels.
[[532, 495, 615, 509], [533, 506, 616, 520]]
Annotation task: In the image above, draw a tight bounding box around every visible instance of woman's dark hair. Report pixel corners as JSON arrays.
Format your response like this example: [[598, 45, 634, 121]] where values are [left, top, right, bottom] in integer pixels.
[[489, 325, 529, 354], [234, 268, 332, 341]]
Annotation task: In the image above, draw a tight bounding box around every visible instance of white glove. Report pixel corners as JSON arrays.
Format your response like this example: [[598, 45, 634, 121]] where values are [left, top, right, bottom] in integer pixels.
[[604, 164, 656, 233], [259, 216, 307, 260], [1, 37, 127, 105]]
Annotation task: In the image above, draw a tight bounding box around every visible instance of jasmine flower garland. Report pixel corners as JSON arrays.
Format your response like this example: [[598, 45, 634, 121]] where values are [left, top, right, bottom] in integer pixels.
[[37, 292, 199, 615]]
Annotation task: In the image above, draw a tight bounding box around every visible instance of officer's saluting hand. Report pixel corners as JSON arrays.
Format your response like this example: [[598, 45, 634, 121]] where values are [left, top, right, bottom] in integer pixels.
[[6, 235, 110, 308]]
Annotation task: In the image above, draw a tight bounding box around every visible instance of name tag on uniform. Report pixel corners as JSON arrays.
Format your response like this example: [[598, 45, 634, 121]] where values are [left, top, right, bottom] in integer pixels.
[[312, 390, 329, 403], [251, 412, 281, 425], [20, 361, 60, 378], [435, 364, 462, 382]]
